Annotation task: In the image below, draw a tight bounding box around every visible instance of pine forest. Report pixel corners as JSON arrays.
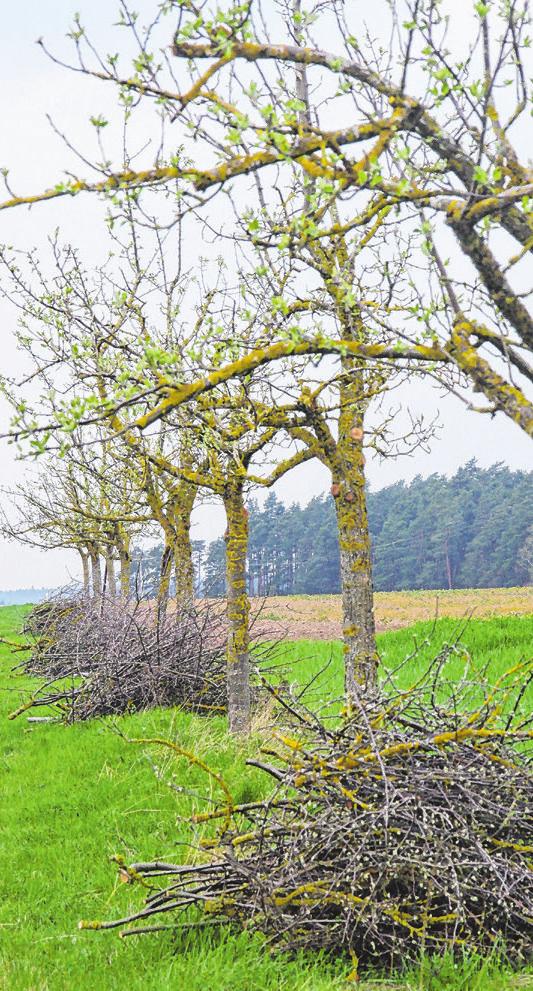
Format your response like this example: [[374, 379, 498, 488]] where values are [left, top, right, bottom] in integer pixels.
[[134, 461, 533, 597]]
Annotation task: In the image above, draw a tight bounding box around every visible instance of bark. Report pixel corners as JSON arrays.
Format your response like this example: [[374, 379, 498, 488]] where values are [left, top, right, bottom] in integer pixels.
[[144, 476, 196, 618], [158, 543, 173, 618], [223, 480, 251, 735], [293, 384, 378, 698], [298, 369, 379, 698], [88, 543, 103, 602], [333, 452, 378, 697], [172, 480, 196, 615], [117, 530, 131, 601], [295, 219, 379, 699], [79, 550, 90, 600], [335, 371, 379, 699], [103, 548, 117, 599]]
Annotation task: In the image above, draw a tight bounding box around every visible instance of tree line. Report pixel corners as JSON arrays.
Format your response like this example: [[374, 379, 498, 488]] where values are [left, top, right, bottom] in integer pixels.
[[196, 461, 533, 595]]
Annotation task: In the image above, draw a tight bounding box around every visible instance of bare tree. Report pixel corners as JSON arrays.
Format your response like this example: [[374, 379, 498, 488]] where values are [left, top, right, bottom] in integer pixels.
[[0, 439, 151, 600]]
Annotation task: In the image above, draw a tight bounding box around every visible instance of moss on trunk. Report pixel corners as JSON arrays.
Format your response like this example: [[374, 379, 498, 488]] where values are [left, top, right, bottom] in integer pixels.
[[331, 397, 378, 696], [223, 480, 251, 735]]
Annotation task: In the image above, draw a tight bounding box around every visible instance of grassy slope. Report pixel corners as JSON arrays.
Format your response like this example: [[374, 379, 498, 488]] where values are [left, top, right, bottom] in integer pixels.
[[3, 604, 533, 990], [0, 606, 346, 991]]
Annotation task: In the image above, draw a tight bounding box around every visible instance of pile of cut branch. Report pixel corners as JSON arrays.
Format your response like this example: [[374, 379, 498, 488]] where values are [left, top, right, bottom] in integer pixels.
[[81, 641, 533, 967], [8, 592, 235, 721]]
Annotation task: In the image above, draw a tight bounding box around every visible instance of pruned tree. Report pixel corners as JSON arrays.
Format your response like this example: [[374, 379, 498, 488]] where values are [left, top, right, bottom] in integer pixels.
[[145, 390, 317, 733], [3, 0, 533, 438], [0, 438, 152, 601], [0, 213, 323, 731], [0, 163, 436, 705], [235, 212, 436, 695]]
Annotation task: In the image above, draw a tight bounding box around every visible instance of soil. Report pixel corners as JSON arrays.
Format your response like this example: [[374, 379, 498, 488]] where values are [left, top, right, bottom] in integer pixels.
[[248, 587, 533, 641]]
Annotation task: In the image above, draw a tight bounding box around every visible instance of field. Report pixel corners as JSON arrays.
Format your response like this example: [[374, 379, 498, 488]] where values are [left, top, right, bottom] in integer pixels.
[[251, 586, 533, 640], [2, 592, 533, 990]]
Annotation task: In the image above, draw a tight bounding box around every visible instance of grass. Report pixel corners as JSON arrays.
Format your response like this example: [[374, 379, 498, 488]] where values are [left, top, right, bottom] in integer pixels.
[[3, 602, 533, 990], [0, 606, 345, 991], [274, 612, 533, 715]]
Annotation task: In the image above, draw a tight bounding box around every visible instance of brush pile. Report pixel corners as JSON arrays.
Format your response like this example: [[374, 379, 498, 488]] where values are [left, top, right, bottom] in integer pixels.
[[9, 592, 233, 721], [82, 642, 533, 966]]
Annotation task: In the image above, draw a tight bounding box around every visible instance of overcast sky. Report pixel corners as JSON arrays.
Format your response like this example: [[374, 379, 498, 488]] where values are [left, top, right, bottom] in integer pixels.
[[1, 1, 533, 591]]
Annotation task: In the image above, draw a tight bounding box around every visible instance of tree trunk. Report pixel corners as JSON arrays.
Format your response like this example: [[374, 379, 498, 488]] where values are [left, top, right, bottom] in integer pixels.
[[146, 477, 196, 619], [444, 537, 453, 590], [88, 544, 103, 602], [158, 542, 173, 618], [333, 457, 378, 698], [79, 550, 90, 600], [335, 372, 379, 700], [300, 224, 380, 700], [117, 531, 131, 601], [223, 480, 251, 735], [103, 548, 117, 600], [172, 480, 196, 616]]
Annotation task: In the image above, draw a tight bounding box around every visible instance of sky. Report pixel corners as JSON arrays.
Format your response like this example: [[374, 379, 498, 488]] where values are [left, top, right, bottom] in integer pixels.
[[1, 0, 533, 591]]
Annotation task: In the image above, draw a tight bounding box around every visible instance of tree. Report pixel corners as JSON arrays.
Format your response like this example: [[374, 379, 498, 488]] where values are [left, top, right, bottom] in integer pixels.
[[231, 464, 533, 593], [204, 536, 226, 596], [365, 463, 533, 591], [1, 218, 325, 731], [2, 0, 533, 434], [0, 438, 152, 600], [153, 397, 317, 733]]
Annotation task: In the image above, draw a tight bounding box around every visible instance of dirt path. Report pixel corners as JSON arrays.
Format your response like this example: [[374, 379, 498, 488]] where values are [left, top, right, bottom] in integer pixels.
[[249, 588, 533, 641]]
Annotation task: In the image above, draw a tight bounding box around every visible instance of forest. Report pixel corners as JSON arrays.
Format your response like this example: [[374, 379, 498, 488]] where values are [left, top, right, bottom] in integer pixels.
[[196, 461, 533, 595]]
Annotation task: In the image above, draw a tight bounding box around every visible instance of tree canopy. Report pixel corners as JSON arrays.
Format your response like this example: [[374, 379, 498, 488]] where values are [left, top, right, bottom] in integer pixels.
[[4, 0, 533, 441], [4, 0, 533, 717]]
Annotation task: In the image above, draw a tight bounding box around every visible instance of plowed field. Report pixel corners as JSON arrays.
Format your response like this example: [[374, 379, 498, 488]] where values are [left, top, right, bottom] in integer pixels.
[[250, 587, 533, 640]]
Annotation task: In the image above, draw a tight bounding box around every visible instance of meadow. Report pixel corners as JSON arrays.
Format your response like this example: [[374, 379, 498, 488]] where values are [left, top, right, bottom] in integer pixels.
[[2, 596, 533, 991]]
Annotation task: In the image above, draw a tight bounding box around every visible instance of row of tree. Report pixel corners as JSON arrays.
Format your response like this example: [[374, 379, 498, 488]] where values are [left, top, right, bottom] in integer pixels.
[[3, 1, 533, 732]]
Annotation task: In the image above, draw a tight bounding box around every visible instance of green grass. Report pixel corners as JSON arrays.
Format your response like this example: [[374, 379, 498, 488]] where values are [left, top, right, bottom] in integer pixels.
[[273, 613, 533, 716], [0, 606, 346, 991], [3, 604, 533, 990]]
